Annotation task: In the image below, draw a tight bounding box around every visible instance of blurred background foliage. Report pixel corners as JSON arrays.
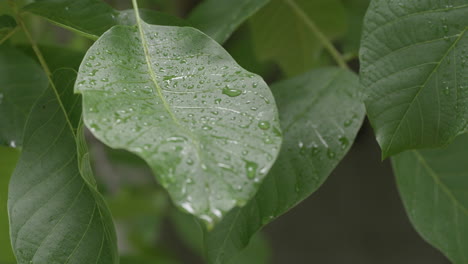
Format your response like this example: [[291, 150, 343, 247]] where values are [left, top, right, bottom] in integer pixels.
[[0, 0, 451, 263]]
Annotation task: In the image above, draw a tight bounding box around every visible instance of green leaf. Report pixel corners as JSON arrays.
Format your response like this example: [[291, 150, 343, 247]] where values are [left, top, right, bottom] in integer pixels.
[[8, 69, 118, 264], [0, 146, 20, 263], [392, 133, 468, 263], [75, 17, 282, 226], [340, 0, 370, 55], [23, 0, 188, 40], [0, 15, 16, 41], [188, 0, 269, 44], [0, 45, 48, 147], [360, 1, 468, 158], [249, 0, 346, 76], [170, 209, 271, 264], [120, 255, 179, 264], [204, 67, 365, 264]]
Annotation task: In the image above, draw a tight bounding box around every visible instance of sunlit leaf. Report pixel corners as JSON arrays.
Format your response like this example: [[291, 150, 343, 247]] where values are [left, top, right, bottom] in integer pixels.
[[393, 133, 468, 263], [8, 69, 118, 264], [204, 67, 365, 263], [360, 0, 468, 157]]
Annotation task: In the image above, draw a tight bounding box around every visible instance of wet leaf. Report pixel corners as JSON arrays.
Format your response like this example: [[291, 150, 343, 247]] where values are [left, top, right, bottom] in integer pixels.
[[75, 18, 282, 226], [360, 1, 468, 157], [204, 67, 365, 263]]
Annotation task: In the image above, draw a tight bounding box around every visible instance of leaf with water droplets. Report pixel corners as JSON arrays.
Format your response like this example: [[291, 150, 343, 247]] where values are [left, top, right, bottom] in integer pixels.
[[392, 133, 468, 263], [8, 69, 118, 264], [360, 1, 468, 158], [23, 0, 188, 40], [75, 17, 282, 226], [203, 67, 365, 263], [0, 45, 48, 147], [188, 0, 269, 44]]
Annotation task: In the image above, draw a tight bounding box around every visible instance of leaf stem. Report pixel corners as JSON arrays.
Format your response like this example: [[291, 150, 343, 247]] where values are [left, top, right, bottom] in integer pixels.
[[12, 3, 76, 136], [0, 26, 19, 45], [284, 0, 349, 70]]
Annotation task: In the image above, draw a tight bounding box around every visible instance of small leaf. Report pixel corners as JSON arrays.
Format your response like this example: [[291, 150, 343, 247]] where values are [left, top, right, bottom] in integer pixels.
[[0, 45, 48, 147], [392, 133, 468, 263], [0, 15, 16, 41], [75, 19, 282, 226], [360, 0, 468, 157], [249, 0, 346, 76], [8, 69, 118, 264], [188, 0, 269, 44], [23, 0, 188, 40], [204, 68, 365, 263], [0, 146, 20, 263]]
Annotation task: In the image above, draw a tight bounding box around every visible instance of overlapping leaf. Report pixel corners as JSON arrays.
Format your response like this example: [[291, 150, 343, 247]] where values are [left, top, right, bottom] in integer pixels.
[[392, 133, 468, 263], [249, 0, 346, 76], [204, 68, 365, 263], [360, 0, 468, 157], [0, 45, 48, 147], [189, 0, 269, 44], [23, 0, 188, 40], [8, 69, 118, 264], [75, 18, 282, 225]]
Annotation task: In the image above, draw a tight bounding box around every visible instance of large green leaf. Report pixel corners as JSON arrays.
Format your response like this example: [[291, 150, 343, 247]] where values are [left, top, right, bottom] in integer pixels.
[[360, 0, 468, 158], [392, 133, 468, 263], [8, 69, 118, 264], [204, 67, 365, 263], [0, 45, 48, 147], [23, 0, 188, 40], [0, 146, 20, 264], [75, 16, 282, 226], [249, 0, 346, 76], [188, 0, 269, 44]]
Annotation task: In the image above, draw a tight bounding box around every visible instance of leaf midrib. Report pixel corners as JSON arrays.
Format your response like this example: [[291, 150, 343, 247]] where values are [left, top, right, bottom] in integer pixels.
[[384, 28, 467, 156]]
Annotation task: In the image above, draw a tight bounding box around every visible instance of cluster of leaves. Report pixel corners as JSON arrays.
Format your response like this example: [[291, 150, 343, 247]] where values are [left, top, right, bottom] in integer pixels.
[[0, 0, 467, 263]]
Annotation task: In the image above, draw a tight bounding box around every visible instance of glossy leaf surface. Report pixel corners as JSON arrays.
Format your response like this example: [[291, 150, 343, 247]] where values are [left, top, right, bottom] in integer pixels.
[[8, 69, 118, 264], [23, 0, 188, 40], [0, 146, 19, 263], [393, 133, 468, 263], [360, 0, 468, 157], [249, 0, 346, 76], [0, 45, 48, 147], [75, 20, 282, 225], [204, 68, 365, 263], [189, 0, 269, 44]]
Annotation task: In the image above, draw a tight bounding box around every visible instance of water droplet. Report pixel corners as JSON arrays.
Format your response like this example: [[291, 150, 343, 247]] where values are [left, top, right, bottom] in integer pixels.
[[9, 141, 16, 148], [202, 124, 212, 130], [186, 159, 194, 165], [338, 136, 349, 149], [222, 86, 242, 97], [252, 82, 258, 88], [245, 160, 258, 179], [101, 78, 109, 82], [258, 121, 270, 130], [327, 149, 336, 159]]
